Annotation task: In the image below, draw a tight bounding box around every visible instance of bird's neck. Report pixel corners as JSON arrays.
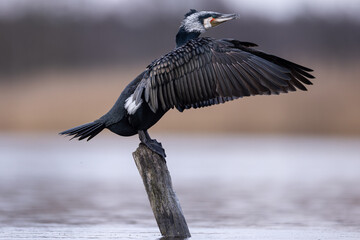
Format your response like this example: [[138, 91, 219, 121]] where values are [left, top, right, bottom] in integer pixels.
[[175, 26, 201, 48]]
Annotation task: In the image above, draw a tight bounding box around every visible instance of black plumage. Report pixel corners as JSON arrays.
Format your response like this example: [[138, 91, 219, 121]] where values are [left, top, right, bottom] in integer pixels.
[[133, 37, 313, 113], [60, 10, 314, 158]]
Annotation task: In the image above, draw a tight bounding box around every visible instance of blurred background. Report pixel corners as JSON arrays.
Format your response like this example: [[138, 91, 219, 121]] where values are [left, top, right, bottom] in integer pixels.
[[0, 0, 359, 135], [1, 1, 360, 239]]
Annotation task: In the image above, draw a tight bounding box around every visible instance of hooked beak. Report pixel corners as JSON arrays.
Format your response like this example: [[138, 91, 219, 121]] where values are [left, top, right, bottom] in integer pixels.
[[211, 13, 239, 27]]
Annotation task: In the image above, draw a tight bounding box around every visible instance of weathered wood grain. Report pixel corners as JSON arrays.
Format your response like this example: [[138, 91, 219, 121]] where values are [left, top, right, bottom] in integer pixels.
[[133, 143, 191, 238]]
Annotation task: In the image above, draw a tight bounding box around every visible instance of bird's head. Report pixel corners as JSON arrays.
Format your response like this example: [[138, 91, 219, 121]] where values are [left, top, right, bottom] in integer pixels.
[[181, 9, 239, 33]]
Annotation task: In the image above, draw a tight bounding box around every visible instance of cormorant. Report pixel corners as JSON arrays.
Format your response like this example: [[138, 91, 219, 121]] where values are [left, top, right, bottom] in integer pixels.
[[60, 10, 314, 158]]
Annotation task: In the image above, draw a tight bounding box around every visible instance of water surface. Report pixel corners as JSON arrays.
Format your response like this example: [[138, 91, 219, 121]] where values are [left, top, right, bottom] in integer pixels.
[[0, 134, 359, 239]]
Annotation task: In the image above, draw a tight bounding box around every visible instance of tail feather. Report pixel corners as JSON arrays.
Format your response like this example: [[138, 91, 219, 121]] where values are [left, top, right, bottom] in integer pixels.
[[59, 121, 105, 141]]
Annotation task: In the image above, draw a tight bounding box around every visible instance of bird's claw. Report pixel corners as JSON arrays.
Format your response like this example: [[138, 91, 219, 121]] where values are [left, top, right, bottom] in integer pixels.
[[138, 130, 166, 159], [144, 139, 166, 159]]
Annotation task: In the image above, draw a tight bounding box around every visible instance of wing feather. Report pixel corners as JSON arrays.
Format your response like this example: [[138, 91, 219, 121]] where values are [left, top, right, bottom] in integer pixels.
[[134, 37, 314, 112]]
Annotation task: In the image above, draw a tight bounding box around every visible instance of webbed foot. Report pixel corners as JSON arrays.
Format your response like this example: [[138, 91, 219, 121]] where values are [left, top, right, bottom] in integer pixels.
[[138, 130, 166, 158]]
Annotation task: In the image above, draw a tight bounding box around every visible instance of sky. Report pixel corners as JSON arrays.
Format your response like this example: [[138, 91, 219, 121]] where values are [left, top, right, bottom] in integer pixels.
[[0, 0, 359, 21]]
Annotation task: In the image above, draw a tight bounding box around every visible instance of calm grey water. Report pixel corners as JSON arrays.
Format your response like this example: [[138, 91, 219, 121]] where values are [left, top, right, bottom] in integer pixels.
[[0, 134, 360, 239]]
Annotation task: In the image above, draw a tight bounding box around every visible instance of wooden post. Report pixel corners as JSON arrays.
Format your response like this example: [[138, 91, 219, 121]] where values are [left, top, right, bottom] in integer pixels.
[[132, 143, 191, 238]]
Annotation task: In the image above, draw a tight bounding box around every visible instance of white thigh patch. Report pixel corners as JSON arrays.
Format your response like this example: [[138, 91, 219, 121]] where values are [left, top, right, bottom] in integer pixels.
[[125, 94, 143, 115]]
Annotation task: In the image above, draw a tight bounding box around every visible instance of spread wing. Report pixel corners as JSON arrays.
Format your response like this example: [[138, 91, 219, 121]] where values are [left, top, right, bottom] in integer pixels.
[[132, 37, 314, 112]]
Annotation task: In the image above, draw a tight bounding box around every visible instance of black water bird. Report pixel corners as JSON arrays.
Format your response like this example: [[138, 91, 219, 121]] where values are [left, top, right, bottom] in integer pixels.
[[60, 10, 314, 158]]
